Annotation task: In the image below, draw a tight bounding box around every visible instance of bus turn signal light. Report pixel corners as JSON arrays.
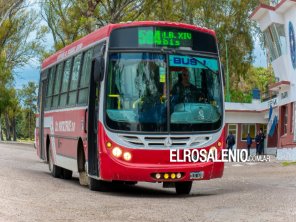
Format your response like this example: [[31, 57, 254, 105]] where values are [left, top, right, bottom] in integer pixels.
[[106, 142, 112, 148]]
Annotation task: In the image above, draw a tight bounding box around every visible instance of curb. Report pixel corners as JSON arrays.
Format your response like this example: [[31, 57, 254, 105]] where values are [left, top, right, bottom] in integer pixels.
[[0, 141, 35, 147]]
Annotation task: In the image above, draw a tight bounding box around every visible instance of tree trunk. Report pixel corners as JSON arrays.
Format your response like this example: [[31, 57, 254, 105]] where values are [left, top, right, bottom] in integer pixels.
[[0, 114, 2, 141], [5, 113, 11, 141], [29, 110, 31, 140], [12, 116, 16, 141]]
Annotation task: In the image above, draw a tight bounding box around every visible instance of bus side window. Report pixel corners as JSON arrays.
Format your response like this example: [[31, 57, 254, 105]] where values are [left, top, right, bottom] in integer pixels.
[[38, 70, 48, 112], [68, 53, 82, 106], [59, 58, 72, 107], [78, 48, 93, 105], [45, 66, 56, 110], [52, 63, 64, 108]]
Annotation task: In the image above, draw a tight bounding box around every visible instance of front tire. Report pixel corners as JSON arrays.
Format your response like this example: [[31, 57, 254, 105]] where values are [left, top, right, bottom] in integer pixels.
[[175, 181, 193, 195], [88, 178, 108, 191], [48, 148, 62, 178]]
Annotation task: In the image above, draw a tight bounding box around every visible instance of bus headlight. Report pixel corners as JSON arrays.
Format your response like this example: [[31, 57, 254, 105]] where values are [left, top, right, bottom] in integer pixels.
[[209, 146, 217, 153], [112, 147, 122, 158], [123, 152, 132, 161]]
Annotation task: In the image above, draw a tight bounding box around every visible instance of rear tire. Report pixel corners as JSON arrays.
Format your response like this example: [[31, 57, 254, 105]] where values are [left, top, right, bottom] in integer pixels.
[[48, 147, 62, 178], [175, 181, 192, 195], [62, 168, 73, 180]]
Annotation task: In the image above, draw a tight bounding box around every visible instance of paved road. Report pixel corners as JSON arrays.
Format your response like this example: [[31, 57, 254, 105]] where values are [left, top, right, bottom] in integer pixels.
[[0, 143, 296, 222]]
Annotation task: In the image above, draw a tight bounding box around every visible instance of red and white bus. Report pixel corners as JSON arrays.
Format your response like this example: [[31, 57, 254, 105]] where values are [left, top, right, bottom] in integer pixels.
[[36, 21, 225, 194]]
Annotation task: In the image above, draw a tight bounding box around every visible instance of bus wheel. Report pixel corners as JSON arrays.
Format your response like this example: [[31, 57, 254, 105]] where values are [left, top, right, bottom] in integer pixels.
[[175, 181, 192, 195], [48, 148, 62, 178], [77, 146, 88, 186], [88, 178, 107, 191], [62, 168, 73, 180]]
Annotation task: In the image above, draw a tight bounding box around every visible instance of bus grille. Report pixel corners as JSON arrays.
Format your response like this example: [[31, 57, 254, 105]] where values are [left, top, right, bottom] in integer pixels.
[[118, 135, 211, 148]]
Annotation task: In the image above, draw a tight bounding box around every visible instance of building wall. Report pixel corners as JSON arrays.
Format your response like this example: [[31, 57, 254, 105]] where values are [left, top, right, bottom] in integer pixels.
[[225, 123, 273, 150], [225, 111, 267, 124], [278, 102, 296, 148], [250, 1, 296, 160], [267, 125, 278, 147]]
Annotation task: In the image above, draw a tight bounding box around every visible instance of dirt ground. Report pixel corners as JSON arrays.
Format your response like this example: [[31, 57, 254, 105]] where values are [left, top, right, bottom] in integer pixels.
[[0, 142, 296, 222]]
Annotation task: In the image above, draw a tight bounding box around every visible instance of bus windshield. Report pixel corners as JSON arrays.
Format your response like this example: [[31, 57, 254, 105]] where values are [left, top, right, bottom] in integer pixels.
[[106, 52, 223, 132]]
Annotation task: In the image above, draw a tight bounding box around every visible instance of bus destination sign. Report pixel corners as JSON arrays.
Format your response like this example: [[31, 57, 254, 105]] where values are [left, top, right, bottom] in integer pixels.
[[138, 28, 192, 47]]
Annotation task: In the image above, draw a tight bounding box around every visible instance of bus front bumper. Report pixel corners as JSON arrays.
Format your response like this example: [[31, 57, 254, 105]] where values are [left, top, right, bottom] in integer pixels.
[[99, 153, 224, 182]]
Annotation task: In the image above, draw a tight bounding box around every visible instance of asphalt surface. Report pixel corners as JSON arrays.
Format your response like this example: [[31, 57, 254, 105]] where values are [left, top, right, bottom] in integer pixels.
[[0, 142, 296, 222]]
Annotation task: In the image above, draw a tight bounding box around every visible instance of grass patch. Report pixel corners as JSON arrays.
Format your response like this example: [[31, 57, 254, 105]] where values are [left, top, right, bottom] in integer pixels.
[[18, 138, 34, 143], [282, 161, 296, 166]]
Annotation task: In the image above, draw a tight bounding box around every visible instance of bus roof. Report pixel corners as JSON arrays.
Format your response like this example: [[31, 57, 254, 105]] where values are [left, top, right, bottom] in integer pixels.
[[42, 21, 216, 69]]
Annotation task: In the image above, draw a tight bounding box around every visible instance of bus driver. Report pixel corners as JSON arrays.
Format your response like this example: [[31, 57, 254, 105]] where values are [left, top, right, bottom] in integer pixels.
[[171, 69, 205, 104]]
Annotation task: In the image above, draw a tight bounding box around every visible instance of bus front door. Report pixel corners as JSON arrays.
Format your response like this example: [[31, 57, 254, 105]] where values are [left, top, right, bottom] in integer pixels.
[[87, 42, 105, 178], [38, 76, 47, 160], [87, 70, 99, 177]]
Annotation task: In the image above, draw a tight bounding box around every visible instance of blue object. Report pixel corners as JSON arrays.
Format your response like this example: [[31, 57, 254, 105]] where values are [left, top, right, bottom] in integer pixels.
[[268, 104, 273, 121], [268, 115, 278, 137], [289, 21, 296, 69], [252, 88, 260, 100]]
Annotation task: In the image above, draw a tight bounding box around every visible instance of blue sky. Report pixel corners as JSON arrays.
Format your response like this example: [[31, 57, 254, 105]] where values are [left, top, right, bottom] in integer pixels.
[[14, 36, 267, 89], [14, 63, 41, 89]]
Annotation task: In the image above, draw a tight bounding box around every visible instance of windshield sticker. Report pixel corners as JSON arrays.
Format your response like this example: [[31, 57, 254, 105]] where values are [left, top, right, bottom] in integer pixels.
[[159, 67, 166, 82], [169, 55, 218, 72]]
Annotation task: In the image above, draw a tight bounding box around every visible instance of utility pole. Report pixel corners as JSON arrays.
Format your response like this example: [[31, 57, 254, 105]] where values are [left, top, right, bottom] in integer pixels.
[[225, 38, 231, 102]]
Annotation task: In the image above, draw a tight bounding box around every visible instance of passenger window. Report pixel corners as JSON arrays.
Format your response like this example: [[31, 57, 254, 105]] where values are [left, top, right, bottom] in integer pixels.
[[52, 63, 63, 108], [68, 54, 82, 105], [70, 54, 82, 90], [59, 59, 72, 107], [45, 66, 56, 109], [78, 49, 93, 104]]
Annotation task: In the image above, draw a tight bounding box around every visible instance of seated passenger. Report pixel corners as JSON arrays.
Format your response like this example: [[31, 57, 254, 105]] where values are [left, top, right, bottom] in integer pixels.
[[171, 69, 205, 104]]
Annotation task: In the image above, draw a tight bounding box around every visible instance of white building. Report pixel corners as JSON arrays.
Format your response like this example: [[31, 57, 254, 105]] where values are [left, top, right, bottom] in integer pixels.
[[236, 0, 296, 160]]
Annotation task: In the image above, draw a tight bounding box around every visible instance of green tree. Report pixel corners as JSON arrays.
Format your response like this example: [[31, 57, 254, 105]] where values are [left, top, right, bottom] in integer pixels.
[[0, 1, 45, 141], [3, 88, 20, 141], [18, 81, 38, 140], [229, 65, 275, 103], [41, 0, 150, 50]]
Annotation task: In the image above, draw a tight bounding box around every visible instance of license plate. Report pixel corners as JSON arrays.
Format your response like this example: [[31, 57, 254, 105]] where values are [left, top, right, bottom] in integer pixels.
[[190, 171, 204, 179]]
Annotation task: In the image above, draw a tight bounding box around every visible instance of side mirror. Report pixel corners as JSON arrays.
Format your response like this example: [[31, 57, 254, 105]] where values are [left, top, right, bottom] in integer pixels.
[[92, 56, 105, 82], [221, 64, 225, 86]]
